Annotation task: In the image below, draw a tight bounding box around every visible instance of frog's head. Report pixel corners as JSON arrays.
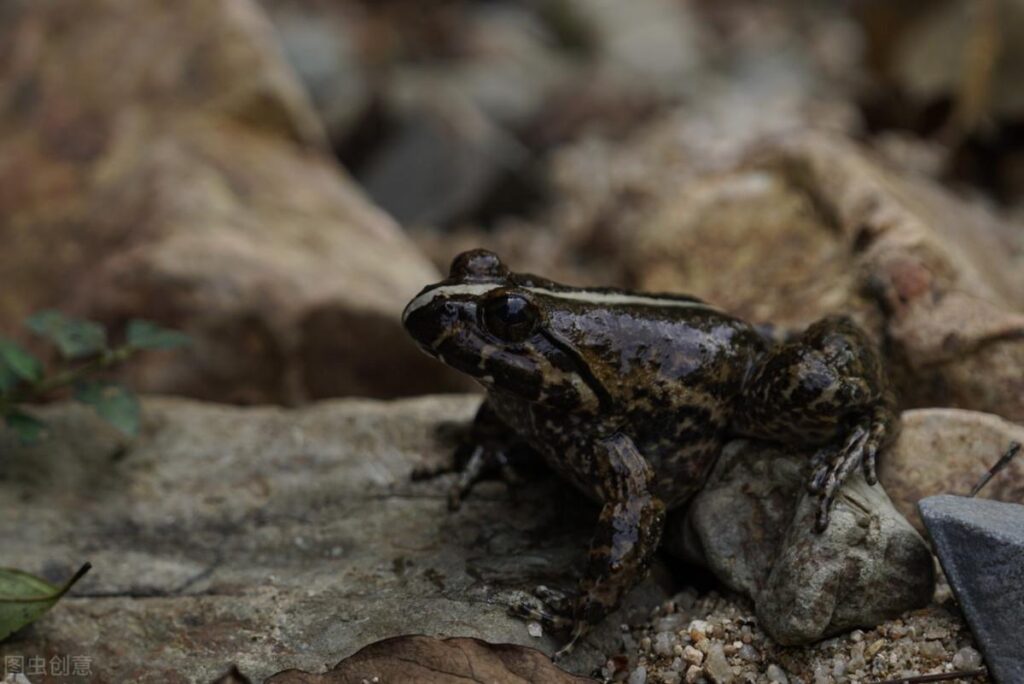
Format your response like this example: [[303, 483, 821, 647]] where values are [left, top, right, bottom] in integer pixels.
[[402, 249, 610, 414]]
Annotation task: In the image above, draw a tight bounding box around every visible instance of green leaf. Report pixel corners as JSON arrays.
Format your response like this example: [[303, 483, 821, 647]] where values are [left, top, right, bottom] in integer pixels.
[[0, 563, 91, 642], [26, 310, 107, 359], [73, 380, 139, 436], [0, 361, 19, 394], [4, 410, 46, 444], [0, 337, 43, 383], [125, 319, 190, 350]]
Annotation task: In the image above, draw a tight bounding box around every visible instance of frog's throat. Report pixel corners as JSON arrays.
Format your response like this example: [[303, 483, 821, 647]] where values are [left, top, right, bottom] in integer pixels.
[[403, 282, 716, 325]]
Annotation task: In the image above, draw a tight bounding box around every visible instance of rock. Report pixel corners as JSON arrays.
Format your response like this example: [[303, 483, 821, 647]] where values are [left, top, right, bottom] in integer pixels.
[[952, 646, 983, 671], [0, 0, 471, 403], [548, 128, 1024, 421], [357, 73, 529, 228], [888, 0, 1024, 122], [703, 642, 733, 684], [753, 134, 1024, 421], [559, 0, 705, 99], [879, 408, 1024, 534], [0, 396, 669, 681], [918, 495, 1024, 684], [258, 0, 369, 144], [265, 635, 595, 683], [668, 440, 935, 645]]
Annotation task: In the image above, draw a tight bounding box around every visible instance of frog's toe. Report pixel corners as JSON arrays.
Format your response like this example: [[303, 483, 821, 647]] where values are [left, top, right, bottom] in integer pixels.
[[508, 592, 573, 632], [553, 623, 587, 661], [810, 408, 893, 531], [533, 584, 574, 614], [810, 423, 870, 532]]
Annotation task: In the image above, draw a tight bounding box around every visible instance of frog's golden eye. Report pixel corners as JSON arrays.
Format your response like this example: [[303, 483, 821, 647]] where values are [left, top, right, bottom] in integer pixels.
[[481, 292, 538, 342]]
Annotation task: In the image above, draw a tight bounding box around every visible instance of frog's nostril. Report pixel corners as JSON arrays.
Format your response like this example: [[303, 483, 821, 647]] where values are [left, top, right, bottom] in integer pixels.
[[449, 249, 507, 281]]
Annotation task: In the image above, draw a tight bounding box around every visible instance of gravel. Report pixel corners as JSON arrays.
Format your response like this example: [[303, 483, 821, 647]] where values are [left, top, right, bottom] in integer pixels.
[[597, 579, 989, 683]]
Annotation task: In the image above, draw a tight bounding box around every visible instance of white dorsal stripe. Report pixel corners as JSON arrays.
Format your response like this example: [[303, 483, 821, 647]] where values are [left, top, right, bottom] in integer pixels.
[[403, 282, 714, 322]]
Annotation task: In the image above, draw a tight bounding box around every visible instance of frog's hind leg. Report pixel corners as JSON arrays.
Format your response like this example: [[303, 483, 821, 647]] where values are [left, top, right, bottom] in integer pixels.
[[412, 400, 540, 510], [732, 315, 899, 532]]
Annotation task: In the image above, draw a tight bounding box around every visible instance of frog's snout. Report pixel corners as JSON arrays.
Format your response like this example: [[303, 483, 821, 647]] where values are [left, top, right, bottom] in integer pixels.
[[402, 291, 448, 355]]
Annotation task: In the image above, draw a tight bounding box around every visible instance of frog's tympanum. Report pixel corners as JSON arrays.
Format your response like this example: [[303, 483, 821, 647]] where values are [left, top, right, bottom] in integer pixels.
[[402, 250, 897, 656]]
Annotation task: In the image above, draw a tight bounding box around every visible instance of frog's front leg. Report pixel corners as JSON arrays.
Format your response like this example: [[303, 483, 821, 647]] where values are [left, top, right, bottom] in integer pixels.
[[413, 400, 539, 510], [558, 433, 666, 657], [733, 315, 898, 532]]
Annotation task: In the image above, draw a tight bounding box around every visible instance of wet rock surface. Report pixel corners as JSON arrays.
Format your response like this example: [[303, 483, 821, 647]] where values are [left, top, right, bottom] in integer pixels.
[[0, 0, 470, 404], [0, 396, 667, 682], [919, 495, 1024, 684], [667, 440, 935, 646]]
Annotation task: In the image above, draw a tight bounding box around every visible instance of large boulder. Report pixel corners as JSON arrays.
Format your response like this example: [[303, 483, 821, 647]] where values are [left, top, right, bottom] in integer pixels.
[[0, 396, 667, 681], [0, 0, 469, 403], [536, 128, 1024, 422]]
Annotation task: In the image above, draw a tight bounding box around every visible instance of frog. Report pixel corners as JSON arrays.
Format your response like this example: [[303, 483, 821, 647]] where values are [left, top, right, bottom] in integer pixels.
[[402, 249, 897, 656]]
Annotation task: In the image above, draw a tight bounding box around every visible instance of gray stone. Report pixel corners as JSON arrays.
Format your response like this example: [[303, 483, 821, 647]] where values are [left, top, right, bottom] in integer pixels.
[[0, 397, 667, 681], [919, 495, 1024, 684], [669, 440, 935, 645], [359, 74, 528, 228], [260, 1, 369, 143]]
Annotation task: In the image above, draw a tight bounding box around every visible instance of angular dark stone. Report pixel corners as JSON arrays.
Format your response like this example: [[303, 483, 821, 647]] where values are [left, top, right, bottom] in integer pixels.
[[918, 495, 1024, 684]]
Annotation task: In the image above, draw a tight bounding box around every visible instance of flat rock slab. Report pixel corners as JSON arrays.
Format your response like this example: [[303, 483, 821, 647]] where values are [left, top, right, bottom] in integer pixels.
[[0, 397, 666, 682], [919, 495, 1024, 684]]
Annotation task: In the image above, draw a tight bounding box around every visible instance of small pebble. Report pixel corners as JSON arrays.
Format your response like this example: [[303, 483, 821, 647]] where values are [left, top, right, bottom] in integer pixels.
[[952, 646, 983, 670], [738, 643, 759, 662], [685, 665, 703, 684], [657, 614, 687, 632], [526, 622, 542, 638], [689, 619, 711, 641], [628, 666, 647, 684], [662, 673, 682, 684], [766, 664, 789, 684], [655, 631, 676, 656], [919, 640, 945, 659], [704, 643, 734, 684], [683, 645, 704, 666]]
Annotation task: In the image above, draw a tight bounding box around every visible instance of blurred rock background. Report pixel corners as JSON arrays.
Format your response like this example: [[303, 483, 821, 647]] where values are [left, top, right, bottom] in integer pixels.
[[2, 0, 1022, 412]]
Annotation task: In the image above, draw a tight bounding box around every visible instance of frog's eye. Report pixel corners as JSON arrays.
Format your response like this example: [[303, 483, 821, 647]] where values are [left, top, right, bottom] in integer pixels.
[[481, 292, 539, 342]]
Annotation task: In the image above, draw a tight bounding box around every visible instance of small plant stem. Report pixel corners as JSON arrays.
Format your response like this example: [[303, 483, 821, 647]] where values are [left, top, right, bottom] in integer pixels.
[[867, 669, 987, 684], [8, 346, 134, 403], [969, 441, 1022, 497]]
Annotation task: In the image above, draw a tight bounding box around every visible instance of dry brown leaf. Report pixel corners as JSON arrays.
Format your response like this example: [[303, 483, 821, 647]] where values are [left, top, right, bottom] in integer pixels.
[[265, 635, 597, 684]]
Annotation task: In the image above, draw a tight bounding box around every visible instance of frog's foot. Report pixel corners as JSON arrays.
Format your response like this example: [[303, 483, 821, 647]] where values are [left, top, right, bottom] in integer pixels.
[[807, 407, 891, 532], [508, 587, 588, 660], [412, 444, 525, 511], [508, 586, 574, 632]]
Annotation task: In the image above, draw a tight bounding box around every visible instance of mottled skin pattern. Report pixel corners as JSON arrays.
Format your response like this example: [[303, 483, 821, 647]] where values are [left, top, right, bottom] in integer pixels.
[[402, 250, 897, 656]]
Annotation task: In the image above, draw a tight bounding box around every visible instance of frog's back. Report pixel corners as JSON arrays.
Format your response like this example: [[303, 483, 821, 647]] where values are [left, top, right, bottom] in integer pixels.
[[530, 289, 765, 506]]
